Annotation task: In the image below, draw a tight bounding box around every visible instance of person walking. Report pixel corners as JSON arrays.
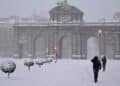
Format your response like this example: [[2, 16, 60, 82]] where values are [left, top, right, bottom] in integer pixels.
[[91, 56, 101, 83], [102, 56, 107, 72]]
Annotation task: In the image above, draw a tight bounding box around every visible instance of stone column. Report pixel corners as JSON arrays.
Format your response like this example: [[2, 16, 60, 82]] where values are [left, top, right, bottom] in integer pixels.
[[71, 32, 77, 58], [80, 32, 87, 59], [17, 43, 24, 58], [14, 28, 19, 58], [71, 32, 82, 59], [76, 32, 81, 58], [76, 33, 81, 55], [45, 32, 50, 57], [51, 32, 55, 54], [80, 32, 83, 58], [55, 31, 62, 59], [118, 33, 120, 55], [29, 36, 36, 58], [114, 32, 120, 59], [48, 32, 51, 55], [48, 31, 55, 56]]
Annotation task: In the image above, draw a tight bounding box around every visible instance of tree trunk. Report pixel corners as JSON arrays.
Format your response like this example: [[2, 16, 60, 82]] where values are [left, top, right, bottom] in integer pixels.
[[8, 73, 10, 79], [28, 67, 31, 71]]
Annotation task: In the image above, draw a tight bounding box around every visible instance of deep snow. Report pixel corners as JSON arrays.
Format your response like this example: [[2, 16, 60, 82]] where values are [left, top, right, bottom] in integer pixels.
[[0, 58, 120, 86]]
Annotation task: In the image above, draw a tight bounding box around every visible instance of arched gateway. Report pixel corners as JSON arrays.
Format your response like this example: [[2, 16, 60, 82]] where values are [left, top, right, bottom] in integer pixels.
[[14, 0, 120, 59]]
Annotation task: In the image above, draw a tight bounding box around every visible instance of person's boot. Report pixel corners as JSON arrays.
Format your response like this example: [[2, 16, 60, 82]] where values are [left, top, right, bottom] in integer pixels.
[[95, 79, 97, 83]]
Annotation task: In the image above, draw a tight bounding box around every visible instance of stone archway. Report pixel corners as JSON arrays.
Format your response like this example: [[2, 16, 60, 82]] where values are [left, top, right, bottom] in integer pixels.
[[87, 36, 99, 59], [60, 34, 72, 59]]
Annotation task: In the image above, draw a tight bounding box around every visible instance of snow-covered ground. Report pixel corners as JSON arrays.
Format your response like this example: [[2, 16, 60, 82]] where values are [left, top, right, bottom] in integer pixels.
[[0, 58, 120, 86]]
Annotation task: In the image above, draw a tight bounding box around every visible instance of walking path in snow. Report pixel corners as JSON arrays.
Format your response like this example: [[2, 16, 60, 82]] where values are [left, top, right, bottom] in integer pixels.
[[0, 59, 120, 86]]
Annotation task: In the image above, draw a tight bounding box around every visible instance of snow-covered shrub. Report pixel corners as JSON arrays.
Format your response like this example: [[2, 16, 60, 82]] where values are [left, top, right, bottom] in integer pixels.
[[24, 59, 34, 71], [0, 60, 16, 78], [35, 58, 53, 67], [43, 58, 53, 64], [36, 60, 44, 67]]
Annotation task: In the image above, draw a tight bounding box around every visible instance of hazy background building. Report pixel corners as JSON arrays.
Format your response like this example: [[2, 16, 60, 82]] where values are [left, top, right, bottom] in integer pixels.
[[0, 0, 120, 59]]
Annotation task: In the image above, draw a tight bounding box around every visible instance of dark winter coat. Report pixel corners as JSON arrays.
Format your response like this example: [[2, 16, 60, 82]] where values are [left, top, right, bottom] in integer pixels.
[[91, 56, 101, 71], [102, 56, 107, 65]]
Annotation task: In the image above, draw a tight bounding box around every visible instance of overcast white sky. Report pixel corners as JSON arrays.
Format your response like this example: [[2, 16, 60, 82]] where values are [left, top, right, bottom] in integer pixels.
[[0, 0, 120, 21]]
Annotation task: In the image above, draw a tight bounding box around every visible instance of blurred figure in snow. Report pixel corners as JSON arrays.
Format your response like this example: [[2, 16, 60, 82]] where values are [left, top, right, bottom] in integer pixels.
[[102, 56, 107, 72], [91, 56, 101, 83]]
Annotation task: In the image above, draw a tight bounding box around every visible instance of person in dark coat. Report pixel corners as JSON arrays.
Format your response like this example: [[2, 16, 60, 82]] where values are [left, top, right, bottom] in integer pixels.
[[91, 56, 101, 83], [102, 56, 107, 72]]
